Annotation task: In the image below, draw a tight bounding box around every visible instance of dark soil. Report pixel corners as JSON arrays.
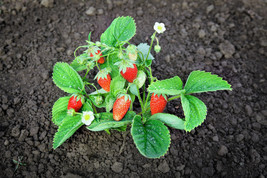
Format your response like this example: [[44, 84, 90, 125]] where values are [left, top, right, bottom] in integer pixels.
[[1, 0, 267, 177]]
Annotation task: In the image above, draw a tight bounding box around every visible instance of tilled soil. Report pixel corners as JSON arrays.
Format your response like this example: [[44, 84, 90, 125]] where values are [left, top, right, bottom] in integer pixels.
[[0, 0, 267, 177]]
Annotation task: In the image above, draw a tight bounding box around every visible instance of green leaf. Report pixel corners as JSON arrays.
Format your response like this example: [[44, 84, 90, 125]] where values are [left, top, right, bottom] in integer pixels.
[[52, 62, 84, 94], [89, 89, 108, 95], [149, 113, 185, 130], [148, 76, 183, 95], [53, 115, 83, 149], [105, 94, 116, 112], [87, 111, 136, 131], [110, 75, 126, 96], [131, 115, 170, 158], [100, 53, 120, 78], [129, 83, 138, 96], [129, 92, 136, 110], [70, 53, 89, 71], [181, 94, 207, 131], [184, 70, 232, 94], [81, 99, 93, 112], [52, 96, 71, 126], [100, 16, 136, 47], [137, 43, 154, 60]]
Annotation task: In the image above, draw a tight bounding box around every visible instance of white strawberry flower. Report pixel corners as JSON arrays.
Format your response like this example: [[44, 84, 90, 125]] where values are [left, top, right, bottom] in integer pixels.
[[154, 22, 166, 34], [81, 111, 95, 126]]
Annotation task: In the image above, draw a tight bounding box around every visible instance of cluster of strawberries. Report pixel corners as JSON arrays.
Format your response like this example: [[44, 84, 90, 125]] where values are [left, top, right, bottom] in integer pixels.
[[67, 50, 167, 122]]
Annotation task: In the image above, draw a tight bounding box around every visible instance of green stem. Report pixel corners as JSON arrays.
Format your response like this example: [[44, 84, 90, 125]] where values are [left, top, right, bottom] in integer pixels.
[[145, 31, 156, 61], [92, 104, 97, 114], [136, 88, 144, 113], [142, 84, 146, 103], [143, 66, 154, 109], [74, 45, 89, 57], [168, 95, 181, 102], [95, 61, 101, 71], [126, 83, 133, 92], [83, 68, 90, 80]]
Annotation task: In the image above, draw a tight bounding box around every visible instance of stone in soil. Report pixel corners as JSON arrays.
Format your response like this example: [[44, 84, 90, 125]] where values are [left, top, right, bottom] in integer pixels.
[[41, 0, 54, 8], [219, 41, 235, 59], [111, 162, 123, 173], [158, 160, 170, 173], [218, 145, 228, 156], [85, 7, 96, 16]]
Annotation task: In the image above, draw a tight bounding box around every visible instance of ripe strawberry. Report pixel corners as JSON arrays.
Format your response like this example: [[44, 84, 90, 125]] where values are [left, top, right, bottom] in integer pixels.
[[95, 69, 111, 92], [120, 64, 138, 83], [150, 93, 167, 115], [113, 95, 131, 121], [90, 50, 105, 64], [67, 96, 83, 112]]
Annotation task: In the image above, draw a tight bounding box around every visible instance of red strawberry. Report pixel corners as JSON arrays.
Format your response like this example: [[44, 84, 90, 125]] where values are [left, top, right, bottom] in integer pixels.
[[67, 96, 83, 112], [97, 74, 111, 92], [113, 95, 131, 121], [120, 64, 138, 83], [90, 50, 105, 64], [150, 93, 167, 115], [95, 69, 111, 92]]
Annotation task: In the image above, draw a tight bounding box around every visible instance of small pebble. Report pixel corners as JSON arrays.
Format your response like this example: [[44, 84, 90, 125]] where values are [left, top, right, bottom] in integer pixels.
[[85, 7, 96, 16], [218, 145, 228, 156]]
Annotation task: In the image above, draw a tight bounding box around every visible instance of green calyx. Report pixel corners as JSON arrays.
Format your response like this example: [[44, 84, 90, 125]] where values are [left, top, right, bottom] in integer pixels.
[[153, 93, 167, 101], [94, 68, 109, 80], [71, 94, 85, 104], [67, 109, 76, 116], [117, 94, 131, 102], [127, 44, 137, 54], [115, 60, 135, 73]]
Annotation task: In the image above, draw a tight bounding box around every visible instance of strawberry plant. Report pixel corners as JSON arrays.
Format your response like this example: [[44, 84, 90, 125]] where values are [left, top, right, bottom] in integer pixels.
[[51, 16, 232, 158]]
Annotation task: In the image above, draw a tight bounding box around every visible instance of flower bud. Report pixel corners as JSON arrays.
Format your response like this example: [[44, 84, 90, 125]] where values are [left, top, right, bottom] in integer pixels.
[[154, 45, 161, 53]]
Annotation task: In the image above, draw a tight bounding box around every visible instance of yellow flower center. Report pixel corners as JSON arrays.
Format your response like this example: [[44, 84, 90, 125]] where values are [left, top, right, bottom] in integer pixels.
[[157, 26, 163, 31], [84, 114, 90, 121]]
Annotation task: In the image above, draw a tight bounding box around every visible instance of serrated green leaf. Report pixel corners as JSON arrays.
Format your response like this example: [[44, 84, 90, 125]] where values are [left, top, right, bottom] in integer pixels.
[[181, 94, 207, 131], [70, 53, 90, 71], [53, 115, 83, 149], [184, 70, 232, 94], [137, 43, 154, 61], [52, 96, 71, 126], [87, 111, 136, 131], [148, 76, 183, 95], [110, 75, 126, 96], [149, 113, 185, 130], [131, 115, 170, 159], [105, 94, 116, 112], [52, 62, 84, 94], [100, 16, 136, 47]]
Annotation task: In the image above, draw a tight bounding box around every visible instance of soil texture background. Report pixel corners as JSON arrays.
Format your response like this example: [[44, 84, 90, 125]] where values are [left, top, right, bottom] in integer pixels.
[[0, 0, 267, 177]]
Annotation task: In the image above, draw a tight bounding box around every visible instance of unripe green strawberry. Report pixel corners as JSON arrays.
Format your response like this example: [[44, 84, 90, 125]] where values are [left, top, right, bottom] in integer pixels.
[[113, 95, 131, 121], [95, 95, 103, 105], [150, 93, 167, 115]]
